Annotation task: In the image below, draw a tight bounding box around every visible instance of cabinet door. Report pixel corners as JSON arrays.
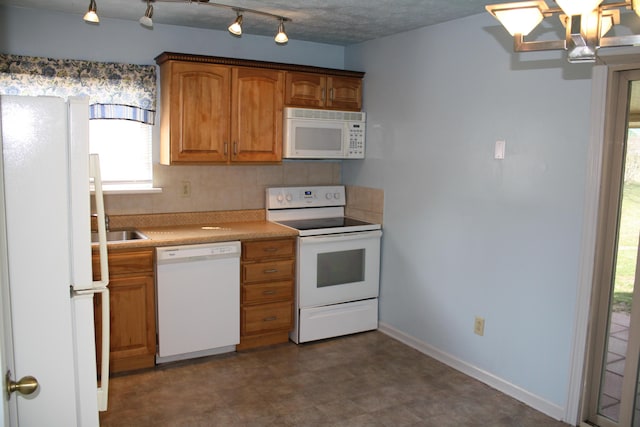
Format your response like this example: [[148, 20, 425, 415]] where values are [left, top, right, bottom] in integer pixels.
[[327, 76, 362, 111], [95, 274, 156, 374], [164, 62, 231, 163], [231, 68, 284, 162], [285, 72, 326, 108]]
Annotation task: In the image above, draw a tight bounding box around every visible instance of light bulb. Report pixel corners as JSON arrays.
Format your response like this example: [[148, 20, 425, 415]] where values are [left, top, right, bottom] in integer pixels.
[[228, 14, 243, 36], [275, 21, 288, 44], [83, 0, 99, 23]]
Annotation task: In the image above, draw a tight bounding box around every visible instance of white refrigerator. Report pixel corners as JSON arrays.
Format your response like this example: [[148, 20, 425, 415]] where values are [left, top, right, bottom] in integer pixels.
[[0, 95, 110, 426]]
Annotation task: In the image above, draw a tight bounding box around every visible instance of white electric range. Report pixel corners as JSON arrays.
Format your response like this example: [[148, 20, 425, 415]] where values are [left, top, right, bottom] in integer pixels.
[[266, 186, 382, 343]]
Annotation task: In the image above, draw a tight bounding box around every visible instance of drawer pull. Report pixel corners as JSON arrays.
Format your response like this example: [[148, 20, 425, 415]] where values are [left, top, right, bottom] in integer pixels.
[[263, 290, 277, 295], [263, 247, 278, 252], [263, 269, 278, 274], [263, 316, 277, 322]]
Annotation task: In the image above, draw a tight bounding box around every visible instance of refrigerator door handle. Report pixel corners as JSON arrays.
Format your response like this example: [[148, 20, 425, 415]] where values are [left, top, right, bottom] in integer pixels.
[[94, 286, 110, 411], [89, 153, 110, 411], [89, 154, 109, 288]]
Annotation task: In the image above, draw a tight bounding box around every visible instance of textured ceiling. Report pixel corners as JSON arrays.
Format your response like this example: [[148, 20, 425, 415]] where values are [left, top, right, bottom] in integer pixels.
[[0, 0, 497, 45]]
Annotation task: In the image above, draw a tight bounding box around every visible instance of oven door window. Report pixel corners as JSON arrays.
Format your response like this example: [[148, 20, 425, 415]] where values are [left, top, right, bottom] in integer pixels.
[[317, 249, 365, 287]]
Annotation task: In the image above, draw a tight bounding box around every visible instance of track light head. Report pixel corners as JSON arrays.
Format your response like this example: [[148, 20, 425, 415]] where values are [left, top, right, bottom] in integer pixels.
[[83, 0, 99, 23], [140, 0, 154, 28], [228, 12, 243, 36], [275, 19, 288, 44]]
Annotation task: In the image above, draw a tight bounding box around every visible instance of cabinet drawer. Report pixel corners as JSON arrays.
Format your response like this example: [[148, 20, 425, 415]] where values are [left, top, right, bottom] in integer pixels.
[[242, 301, 293, 335], [92, 249, 154, 279], [242, 239, 295, 261], [242, 280, 293, 305], [243, 259, 294, 283]]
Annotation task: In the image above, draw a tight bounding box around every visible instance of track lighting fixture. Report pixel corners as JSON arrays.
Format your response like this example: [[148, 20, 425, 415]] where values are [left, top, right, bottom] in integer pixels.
[[140, 0, 154, 28], [228, 11, 243, 36], [83, 0, 99, 23], [275, 19, 288, 44], [81, 0, 292, 45], [486, 0, 640, 63]]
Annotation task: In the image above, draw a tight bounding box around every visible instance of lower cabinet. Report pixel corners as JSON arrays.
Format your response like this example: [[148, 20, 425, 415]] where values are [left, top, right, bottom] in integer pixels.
[[93, 248, 156, 374], [238, 238, 295, 350]]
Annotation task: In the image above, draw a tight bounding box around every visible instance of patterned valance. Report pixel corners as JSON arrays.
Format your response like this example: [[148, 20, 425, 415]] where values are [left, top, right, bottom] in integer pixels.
[[0, 54, 156, 125]]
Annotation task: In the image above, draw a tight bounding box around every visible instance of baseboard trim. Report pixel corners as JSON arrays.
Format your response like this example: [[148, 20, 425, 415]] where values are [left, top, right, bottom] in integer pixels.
[[378, 322, 566, 422]]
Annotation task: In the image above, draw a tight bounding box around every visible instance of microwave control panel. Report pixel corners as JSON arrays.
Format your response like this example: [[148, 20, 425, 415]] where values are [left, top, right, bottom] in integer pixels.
[[347, 123, 365, 158]]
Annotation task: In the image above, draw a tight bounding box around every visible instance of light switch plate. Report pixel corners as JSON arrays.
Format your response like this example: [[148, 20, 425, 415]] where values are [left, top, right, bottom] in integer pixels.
[[494, 140, 505, 160]]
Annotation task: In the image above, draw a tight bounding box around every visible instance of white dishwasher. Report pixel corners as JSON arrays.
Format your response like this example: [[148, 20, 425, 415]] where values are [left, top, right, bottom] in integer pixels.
[[155, 241, 240, 364]]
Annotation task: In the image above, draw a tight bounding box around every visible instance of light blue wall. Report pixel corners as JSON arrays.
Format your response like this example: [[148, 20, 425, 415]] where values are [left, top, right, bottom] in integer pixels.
[[344, 13, 593, 409], [0, 5, 345, 68]]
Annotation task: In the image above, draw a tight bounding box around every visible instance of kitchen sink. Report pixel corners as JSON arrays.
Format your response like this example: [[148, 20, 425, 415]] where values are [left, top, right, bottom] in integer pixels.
[[91, 229, 148, 243]]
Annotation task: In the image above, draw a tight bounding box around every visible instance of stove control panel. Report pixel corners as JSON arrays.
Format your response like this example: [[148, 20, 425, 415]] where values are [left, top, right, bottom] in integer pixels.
[[266, 186, 346, 209]]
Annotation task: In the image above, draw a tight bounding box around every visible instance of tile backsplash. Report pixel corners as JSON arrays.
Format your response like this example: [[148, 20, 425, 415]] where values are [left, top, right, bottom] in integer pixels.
[[345, 185, 384, 225], [103, 161, 342, 215]]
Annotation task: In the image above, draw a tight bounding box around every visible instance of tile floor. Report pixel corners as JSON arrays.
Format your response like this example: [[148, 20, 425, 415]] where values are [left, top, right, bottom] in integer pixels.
[[100, 331, 569, 427]]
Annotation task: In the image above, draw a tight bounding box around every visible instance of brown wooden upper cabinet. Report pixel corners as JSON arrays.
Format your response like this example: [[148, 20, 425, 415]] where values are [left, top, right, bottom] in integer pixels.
[[159, 60, 283, 164], [285, 72, 362, 111], [155, 53, 364, 165], [232, 67, 284, 163]]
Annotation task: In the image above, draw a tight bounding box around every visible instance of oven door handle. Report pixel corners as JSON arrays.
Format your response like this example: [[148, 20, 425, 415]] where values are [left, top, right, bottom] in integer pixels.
[[300, 230, 382, 243]]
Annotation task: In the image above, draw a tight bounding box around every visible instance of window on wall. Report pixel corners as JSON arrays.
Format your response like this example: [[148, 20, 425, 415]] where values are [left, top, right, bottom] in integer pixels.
[[89, 119, 153, 186], [0, 54, 158, 192]]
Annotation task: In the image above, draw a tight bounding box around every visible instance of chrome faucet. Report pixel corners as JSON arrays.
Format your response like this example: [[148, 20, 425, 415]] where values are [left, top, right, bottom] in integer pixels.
[[91, 213, 110, 231]]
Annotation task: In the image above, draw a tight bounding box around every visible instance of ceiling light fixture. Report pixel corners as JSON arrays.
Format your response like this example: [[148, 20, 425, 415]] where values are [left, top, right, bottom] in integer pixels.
[[82, 0, 292, 44], [228, 10, 243, 36], [275, 18, 288, 44], [83, 0, 99, 23], [486, 0, 640, 63], [140, 0, 154, 28]]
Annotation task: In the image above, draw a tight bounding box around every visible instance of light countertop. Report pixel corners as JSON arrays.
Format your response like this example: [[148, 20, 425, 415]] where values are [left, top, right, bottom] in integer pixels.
[[93, 211, 298, 250]]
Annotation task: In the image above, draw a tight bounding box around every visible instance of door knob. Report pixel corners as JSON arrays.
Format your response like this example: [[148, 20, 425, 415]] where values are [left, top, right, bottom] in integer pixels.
[[5, 370, 39, 396]]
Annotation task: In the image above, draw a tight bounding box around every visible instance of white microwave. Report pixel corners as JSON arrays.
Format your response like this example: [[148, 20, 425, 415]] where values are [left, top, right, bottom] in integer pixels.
[[283, 107, 366, 159]]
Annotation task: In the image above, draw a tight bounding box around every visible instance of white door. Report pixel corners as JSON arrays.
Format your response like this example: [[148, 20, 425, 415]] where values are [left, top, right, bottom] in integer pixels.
[[0, 117, 18, 427], [0, 96, 81, 426]]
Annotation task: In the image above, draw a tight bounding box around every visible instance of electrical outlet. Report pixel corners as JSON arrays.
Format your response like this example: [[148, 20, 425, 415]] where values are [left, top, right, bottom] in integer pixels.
[[474, 316, 485, 336], [181, 180, 191, 198]]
